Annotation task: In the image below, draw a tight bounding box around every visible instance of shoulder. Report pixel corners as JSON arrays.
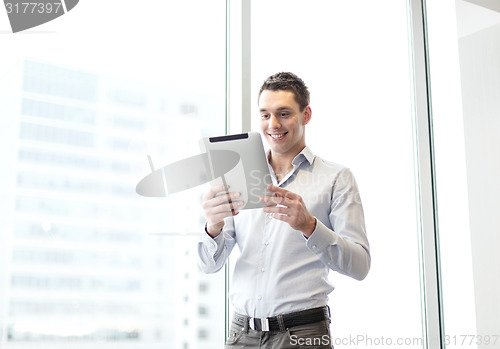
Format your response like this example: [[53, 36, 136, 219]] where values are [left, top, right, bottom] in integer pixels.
[[313, 155, 350, 174], [311, 155, 358, 186]]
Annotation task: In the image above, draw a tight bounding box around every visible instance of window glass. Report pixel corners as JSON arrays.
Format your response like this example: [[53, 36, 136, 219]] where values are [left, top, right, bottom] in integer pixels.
[[0, 1, 226, 348], [250, 1, 423, 347]]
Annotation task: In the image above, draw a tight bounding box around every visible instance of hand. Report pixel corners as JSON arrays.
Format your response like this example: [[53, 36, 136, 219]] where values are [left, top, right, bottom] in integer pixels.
[[260, 184, 317, 238], [202, 184, 244, 238]]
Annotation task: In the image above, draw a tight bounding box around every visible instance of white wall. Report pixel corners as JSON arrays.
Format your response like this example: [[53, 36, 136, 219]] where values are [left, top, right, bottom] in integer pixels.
[[459, 20, 500, 347]]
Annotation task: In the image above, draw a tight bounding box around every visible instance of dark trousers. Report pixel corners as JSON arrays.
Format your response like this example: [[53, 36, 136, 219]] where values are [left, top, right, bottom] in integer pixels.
[[226, 314, 333, 348]]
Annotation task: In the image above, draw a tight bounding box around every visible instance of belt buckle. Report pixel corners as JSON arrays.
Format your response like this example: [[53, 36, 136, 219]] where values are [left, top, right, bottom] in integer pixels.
[[261, 318, 270, 331], [249, 317, 270, 331]]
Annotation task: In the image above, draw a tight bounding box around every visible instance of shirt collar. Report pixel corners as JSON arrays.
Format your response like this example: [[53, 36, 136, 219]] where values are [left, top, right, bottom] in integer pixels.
[[292, 145, 316, 167], [266, 145, 316, 167]]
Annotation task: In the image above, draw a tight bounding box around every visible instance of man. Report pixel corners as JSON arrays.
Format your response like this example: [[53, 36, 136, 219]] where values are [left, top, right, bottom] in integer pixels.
[[198, 72, 370, 348]]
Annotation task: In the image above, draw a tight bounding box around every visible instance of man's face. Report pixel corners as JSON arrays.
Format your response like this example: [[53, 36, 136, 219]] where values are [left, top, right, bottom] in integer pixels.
[[259, 89, 311, 157]]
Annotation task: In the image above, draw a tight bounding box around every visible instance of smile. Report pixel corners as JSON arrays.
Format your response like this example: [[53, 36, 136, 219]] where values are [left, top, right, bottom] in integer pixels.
[[268, 132, 287, 140]]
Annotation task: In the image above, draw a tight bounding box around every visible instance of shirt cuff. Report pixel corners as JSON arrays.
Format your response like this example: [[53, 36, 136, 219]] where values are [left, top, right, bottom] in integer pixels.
[[201, 224, 225, 259], [305, 218, 339, 252]]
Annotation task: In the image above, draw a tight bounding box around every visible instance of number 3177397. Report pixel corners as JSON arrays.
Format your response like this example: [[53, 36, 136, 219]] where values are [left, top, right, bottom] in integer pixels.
[[5, 2, 63, 14]]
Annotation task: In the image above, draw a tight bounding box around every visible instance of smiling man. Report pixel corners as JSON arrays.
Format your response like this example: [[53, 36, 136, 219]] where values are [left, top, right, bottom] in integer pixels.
[[198, 72, 371, 348]]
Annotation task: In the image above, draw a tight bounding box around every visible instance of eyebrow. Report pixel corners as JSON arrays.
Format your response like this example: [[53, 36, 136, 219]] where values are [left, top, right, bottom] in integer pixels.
[[259, 107, 293, 112]]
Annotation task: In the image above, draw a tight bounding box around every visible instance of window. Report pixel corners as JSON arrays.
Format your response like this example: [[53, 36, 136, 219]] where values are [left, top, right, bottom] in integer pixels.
[[249, 0, 422, 346], [0, 1, 226, 348]]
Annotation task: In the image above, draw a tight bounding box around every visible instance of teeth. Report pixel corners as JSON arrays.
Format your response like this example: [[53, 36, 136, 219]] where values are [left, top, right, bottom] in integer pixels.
[[269, 133, 285, 139]]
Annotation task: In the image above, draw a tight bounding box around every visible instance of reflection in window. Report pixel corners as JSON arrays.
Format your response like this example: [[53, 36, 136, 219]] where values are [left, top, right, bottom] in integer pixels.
[[1, 57, 225, 348]]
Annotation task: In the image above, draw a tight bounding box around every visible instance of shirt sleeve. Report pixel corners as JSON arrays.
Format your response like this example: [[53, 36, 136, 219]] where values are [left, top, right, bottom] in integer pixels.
[[305, 168, 371, 281], [197, 217, 237, 274]]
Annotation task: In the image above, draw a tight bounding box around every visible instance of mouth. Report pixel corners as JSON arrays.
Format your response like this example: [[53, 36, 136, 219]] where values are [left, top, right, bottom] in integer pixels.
[[267, 132, 288, 140]]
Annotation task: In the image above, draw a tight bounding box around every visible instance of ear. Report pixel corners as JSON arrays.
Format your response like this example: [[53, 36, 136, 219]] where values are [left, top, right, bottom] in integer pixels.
[[303, 106, 312, 125]]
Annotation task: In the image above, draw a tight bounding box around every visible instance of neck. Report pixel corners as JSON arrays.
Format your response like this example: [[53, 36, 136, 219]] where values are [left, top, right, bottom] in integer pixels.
[[269, 146, 305, 180], [269, 152, 293, 172]]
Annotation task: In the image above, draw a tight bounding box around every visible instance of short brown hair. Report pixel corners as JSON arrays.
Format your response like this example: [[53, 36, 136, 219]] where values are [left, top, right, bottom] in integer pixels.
[[258, 72, 310, 111]]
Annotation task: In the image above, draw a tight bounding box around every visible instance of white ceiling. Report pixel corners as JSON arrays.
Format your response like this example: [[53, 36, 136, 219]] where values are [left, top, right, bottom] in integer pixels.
[[456, 0, 500, 37], [463, 0, 500, 12]]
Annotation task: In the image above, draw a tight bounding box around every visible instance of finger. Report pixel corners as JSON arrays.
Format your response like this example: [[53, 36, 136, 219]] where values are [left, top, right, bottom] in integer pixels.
[[266, 184, 297, 200], [263, 205, 289, 215], [206, 202, 242, 224], [260, 191, 298, 205], [205, 201, 244, 225], [269, 212, 291, 223], [203, 198, 242, 214], [209, 192, 242, 207], [210, 200, 244, 213], [260, 195, 290, 205], [212, 207, 240, 219], [203, 184, 230, 200], [265, 184, 280, 193], [208, 210, 240, 225]]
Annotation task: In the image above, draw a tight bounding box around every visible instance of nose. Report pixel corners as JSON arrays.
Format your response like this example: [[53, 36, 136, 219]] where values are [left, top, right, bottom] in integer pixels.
[[269, 114, 281, 129]]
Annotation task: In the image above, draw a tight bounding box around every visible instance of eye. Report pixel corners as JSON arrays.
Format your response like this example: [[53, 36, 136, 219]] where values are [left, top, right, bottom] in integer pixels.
[[280, 112, 289, 117], [261, 114, 270, 119]]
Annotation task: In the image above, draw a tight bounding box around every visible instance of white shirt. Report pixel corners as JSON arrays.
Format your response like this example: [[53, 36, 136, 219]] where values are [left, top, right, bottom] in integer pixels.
[[198, 146, 370, 318]]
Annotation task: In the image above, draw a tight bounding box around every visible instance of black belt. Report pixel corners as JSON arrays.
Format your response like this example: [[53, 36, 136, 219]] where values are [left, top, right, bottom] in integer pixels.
[[232, 306, 330, 332]]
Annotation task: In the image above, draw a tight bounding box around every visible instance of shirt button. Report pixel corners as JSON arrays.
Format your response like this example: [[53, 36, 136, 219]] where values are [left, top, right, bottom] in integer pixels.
[[261, 267, 265, 272], [312, 245, 317, 249], [264, 241, 269, 246], [258, 295, 262, 300]]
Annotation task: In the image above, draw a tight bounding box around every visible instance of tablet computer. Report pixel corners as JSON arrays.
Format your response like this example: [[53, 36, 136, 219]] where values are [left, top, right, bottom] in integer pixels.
[[199, 132, 272, 209]]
